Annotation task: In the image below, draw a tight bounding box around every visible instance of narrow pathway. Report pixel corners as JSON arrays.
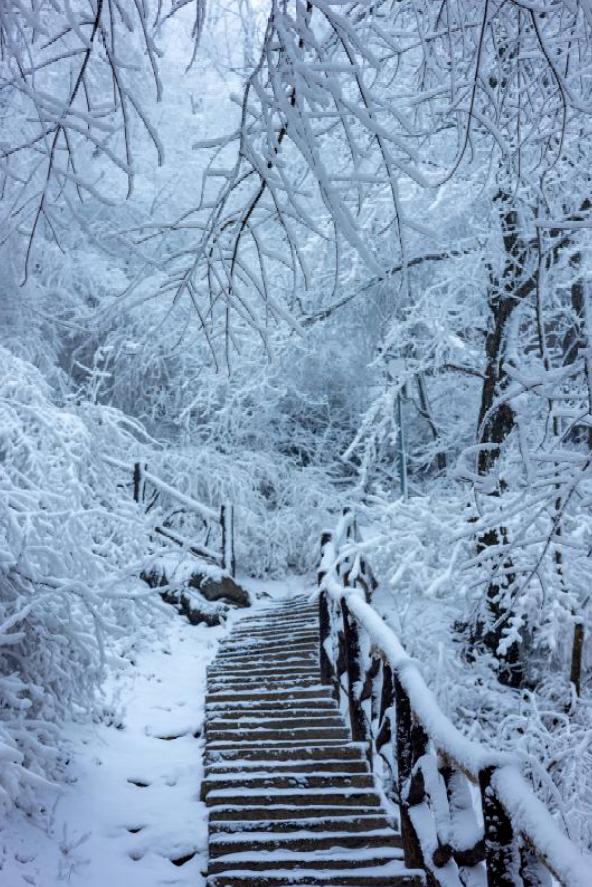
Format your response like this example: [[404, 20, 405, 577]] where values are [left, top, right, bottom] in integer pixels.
[[202, 594, 424, 886]]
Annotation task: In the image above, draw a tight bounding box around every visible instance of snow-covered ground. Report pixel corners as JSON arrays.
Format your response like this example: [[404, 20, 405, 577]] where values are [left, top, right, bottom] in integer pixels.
[[0, 613, 223, 887], [0, 576, 307, 887]]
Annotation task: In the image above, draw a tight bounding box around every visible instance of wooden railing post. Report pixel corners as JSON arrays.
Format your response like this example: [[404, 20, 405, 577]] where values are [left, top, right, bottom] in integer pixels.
[[133, 461, 146, 504], [340, 600, 368, 744], [479, 766, 519, 887], [394, 675, 427, 871], [318, 532, 333, 684], [440, 764, 484, 868], [318, 531, 332, 578], [520, 847, 553, 886], [376, 661, 393, 754], [319, 590, 333, 685], [570, 621, 584, 697], [220, 503, 236, 576]]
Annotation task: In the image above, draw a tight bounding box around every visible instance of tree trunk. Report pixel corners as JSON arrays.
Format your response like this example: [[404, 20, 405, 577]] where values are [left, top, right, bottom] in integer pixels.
[[562, 213, 592, 448], [473, 192, 534, 688], [416, 372, 447, 472]]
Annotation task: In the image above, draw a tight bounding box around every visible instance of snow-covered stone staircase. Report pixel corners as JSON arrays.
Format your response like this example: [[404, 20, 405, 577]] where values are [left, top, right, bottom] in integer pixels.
[[203, 594, 424, 886]]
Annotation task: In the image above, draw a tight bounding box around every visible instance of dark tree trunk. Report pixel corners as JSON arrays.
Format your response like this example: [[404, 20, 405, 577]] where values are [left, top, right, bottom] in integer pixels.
[[476, 196, 525, 475], [473, 192, 534, 688], [416, 372, 447, 472], [562, 212, 592, 448]]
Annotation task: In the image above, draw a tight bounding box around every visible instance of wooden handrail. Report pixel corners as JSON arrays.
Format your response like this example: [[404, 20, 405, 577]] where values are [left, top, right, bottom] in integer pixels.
[[318, 517, 591, 887]]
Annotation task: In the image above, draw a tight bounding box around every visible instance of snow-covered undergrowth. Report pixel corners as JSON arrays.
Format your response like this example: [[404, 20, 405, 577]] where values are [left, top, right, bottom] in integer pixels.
[[0, 347, 161, 813], [0, 610, 223, 887], [0, 343, 339, 820], [81, 302, 352, 578], [358, 494, 592, 851], [147, 446, 340, 577]]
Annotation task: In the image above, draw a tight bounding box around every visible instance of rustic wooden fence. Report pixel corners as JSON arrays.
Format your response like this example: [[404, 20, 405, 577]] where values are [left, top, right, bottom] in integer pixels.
[[104, 455, 235, 575], [318, 509, 590, 887]]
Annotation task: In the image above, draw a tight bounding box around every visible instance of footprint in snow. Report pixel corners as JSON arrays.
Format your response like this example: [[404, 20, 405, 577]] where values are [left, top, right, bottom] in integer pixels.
[[170, 851, 197, 866]]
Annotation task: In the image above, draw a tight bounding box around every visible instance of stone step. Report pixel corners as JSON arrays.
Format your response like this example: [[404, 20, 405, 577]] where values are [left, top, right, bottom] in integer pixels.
[[208, 679, 323, 691], [206, 696, 333, 708], [241, 603, 313, 613], [207, 682, 320, 694], [229, 634, 314, 643], [207, 741, 352, 753], [235, 617, 314, 628], [237, 610, 315, 618], [216, 646, 318, 662], [209, 814, 392, 834], [207, 681, 321, 696], [207, 703, 335, 715], [207, 716, 345, 730], [205, 745, 366, 763], [206, 688, 332, 704], [219, 644, 317, 652], [218, 636, 317, 652], [208, 847, 404, 873], [206, 727, 350, 743], [205, 789, 381, 808], [241, 602, 312, 613], [215, 640, 316, 652], [227, 629, 318, 643], [202, 773, 374, 795], [207, 671, 323, 685], [207, 873, 424, 887], [205, 701, 336, 716], [245, 601, 312, 611], [221, 640, 315, 650], [213, 650, 318, 661], [204, 595, 421, 887], [208, 805, 384, 822], [227, 617, 316, 631], [213, 654, 318, 667], [206, 760, 370, 776], [219, 634, 318, 649], [225, 630, 317, 642], [209, 830, 403, 857], [207, 666, 320, 679], [210, 654, 318, 666], [207, 710, 343, 730]]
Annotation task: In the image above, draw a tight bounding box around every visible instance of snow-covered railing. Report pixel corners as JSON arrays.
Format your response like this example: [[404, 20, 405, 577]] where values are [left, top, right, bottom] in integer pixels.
[[103, 456, 235, 575], [317, 510, 591, 887]]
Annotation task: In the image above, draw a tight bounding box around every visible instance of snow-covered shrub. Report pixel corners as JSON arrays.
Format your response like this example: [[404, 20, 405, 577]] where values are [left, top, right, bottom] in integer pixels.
[[136, 443, 341, 578], [351, 492, 592, 850], [0, 347, 156, 813], [0, 335, 341, 816], [63, 297, 355, 576]]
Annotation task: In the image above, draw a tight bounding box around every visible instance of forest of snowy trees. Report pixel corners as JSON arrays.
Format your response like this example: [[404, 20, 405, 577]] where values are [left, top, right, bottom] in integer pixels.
[[1, 0, 592, 881]]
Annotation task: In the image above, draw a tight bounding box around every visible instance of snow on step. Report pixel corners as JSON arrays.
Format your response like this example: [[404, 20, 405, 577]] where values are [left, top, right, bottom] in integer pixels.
[[209, 829, 403, 856], [210, 814, 395, 834], [207, 846, 405, 872], [208, 805, 387, 822], [202, 776, 375, 796], [204, 594, 424, 887], [207, 861, 424, 887]]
